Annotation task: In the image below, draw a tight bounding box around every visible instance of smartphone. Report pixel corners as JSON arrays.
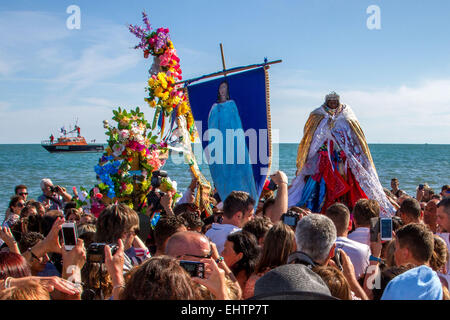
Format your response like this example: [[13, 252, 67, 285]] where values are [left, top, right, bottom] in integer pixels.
[[179, 260, 205, 278], [267, 179, 278, 191], [61, 222, 78, 250], [333, 247, 344, 271], [380, 218, 393, 241]]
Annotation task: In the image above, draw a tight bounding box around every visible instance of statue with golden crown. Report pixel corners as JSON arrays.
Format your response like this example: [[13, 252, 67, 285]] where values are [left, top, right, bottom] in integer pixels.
[[288, 92, 395, 217]]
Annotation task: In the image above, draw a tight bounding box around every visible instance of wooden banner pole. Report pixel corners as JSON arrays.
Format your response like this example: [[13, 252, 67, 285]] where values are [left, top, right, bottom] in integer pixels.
[[177, 59, 282, 86], [220, 43, 227, 72]]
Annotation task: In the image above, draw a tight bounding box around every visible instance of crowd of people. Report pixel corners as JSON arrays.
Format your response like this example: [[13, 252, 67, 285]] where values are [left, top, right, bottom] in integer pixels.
[[0, 175, 449, 300]]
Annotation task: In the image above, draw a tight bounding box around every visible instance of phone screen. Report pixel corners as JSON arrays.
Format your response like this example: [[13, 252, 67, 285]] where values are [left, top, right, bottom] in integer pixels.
[[380, 219, 393, 239], [180, 261, 204, 278], [62, 226, 77, 246], [283, 216, 297, 226]]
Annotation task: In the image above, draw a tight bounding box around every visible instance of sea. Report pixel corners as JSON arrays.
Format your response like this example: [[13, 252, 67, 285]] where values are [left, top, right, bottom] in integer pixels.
[[1, 143, 449, 221]]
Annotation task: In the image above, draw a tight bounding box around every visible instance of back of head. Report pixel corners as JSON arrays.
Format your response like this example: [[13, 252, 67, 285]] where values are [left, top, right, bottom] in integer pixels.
[[352, 199, 380, 227], [313, 265, 352, 300], [400, 198, 421, 221], [381, 265, 443, 300], [396, 223, 434, 264], [253, 264, 333, 300], [96, 204, 139, 243], [18, 232, 44, 254], [179, 211, 204, 232], [1, 278, 50, 300], [295, 214, 336, 265], [223, 191, 255, 219], [371, 264, 415, 300], [242, 216, 273, 242], [262, 197, 276, 217], [0, 252, 32, 279], [120, 256, 200, 300], [430, 235, 449, 273], [154, 215, 187, 251], [165, 231, 209, 258], [257, 222, 296, 273], [325, 203, 350, 236]]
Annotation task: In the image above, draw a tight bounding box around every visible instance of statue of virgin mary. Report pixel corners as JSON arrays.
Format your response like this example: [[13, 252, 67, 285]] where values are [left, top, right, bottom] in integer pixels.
[[288, 92, 395, 217]]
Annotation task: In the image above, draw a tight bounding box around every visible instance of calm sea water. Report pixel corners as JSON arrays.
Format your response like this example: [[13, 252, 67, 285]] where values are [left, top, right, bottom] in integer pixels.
[[1, 143, 449, 220]]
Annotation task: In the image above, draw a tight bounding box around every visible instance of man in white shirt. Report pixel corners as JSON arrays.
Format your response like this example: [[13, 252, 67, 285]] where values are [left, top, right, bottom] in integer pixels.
[[348, 199, 380, 246], [326, 203, 371, 280], [205, 190, 255, 254]]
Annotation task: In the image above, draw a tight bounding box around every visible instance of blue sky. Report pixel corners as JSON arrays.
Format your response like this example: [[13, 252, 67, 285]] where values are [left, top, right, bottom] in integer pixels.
[[1, 0, 449, 143]]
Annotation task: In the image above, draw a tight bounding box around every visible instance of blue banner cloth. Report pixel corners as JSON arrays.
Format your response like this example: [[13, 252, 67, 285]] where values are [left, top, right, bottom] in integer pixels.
[[187, 67, 271, 203]]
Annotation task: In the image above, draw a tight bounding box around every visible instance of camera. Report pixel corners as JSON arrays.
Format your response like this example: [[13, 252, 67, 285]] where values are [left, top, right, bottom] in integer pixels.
[[147, 190, 165, 214], [179, 260, 205, 278], [50, 185, 58, 193], [87, 243, 118, 263], [151, 170, 168, 189], [418, 184, 424, 190], [281, 210, 300, 227]]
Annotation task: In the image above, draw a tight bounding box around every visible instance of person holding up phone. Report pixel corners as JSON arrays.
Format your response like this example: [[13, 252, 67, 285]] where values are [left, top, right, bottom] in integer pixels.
[[261, 170, 289, 224]]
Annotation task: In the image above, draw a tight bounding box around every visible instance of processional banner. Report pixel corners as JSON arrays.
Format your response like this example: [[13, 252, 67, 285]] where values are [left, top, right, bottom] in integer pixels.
[[187, 67, 272, 203]]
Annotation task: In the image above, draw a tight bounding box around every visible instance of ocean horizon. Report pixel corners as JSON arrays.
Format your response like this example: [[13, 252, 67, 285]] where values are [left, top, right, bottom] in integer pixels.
[[2, 143, 449, 220]]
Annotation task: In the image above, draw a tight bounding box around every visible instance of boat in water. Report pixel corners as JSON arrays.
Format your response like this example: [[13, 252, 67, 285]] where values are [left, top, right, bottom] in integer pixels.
[[41, 124, 104, 153]]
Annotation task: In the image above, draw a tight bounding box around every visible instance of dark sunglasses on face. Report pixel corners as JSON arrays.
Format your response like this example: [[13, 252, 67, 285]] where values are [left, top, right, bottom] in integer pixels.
[[19, 192, 28, 196], [16, 202, 25, 208]]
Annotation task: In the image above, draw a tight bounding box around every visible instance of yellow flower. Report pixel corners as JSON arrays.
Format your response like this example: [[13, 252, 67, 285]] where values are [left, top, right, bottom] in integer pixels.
[[157, 72, 166, 83], [154, 86, 163, 98], [148, 99, 157, 107], [162, 92, 170, 100], [178, 102, 188, 115], [125, 184, 134, 195]]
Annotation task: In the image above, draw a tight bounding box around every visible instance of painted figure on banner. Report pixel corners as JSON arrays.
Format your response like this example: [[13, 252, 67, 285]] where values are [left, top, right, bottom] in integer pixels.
[[206, 81, 258, 202], [288, 91, 395, 217]]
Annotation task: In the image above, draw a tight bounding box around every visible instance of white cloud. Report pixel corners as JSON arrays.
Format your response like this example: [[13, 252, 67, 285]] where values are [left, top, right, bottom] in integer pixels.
[[270, 78, 450, 144]]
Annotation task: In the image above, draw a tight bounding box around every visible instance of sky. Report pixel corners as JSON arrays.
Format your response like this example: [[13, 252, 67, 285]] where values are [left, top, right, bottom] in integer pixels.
[[0, 0, 450, 144]]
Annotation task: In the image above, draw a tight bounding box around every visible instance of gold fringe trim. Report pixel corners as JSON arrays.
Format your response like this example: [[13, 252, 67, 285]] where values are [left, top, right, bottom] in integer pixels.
[[264, 67, 272, 184]]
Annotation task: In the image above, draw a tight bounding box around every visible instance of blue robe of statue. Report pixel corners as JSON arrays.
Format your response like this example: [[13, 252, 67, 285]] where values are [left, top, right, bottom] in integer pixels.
[[207, 100, 258, 202]]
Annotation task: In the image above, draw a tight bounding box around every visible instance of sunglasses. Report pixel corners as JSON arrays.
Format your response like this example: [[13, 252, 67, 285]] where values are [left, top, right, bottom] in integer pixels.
[[16, 202, 25, 208], [177, 251, 213, 260], [19, 192, 28, 196]]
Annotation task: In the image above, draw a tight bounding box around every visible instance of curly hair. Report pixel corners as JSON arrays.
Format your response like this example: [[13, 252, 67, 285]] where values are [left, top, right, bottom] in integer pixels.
[[120, 256, 202, 300]]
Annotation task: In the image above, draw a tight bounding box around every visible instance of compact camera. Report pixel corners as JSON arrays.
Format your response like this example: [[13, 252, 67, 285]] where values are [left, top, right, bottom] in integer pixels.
[[281, 210, 300, 227], [87, 243, 118, 263], [179, 260, 205, 278]]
